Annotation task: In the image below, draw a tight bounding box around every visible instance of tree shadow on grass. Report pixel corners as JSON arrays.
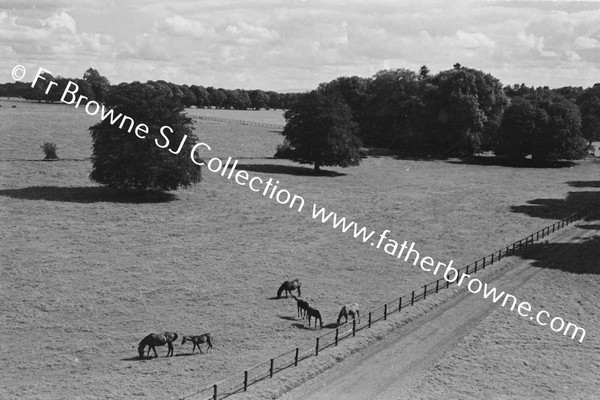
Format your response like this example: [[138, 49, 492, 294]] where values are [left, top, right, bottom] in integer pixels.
[[0, 186, 177, 203], [236, 163, 345, 177], [568, 181, 600, 188], [448, 156, 578, 168], [510, 191, 600, 221], [518, 233, 600, 274], [279, 315, 299, 321]]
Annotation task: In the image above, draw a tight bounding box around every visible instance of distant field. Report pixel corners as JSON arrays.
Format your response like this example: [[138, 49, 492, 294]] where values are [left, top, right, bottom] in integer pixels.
[[1, 102, 599, 399], [186, 107, 286, 126]]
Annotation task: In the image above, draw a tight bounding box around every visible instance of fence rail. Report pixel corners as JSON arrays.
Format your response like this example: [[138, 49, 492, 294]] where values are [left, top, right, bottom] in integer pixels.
[[180, 201, 600, 400], [192, 115, 285, 130]]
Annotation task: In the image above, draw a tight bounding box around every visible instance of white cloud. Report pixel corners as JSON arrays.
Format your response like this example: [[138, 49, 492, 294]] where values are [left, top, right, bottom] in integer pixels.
[[574, 36, 600, 49]]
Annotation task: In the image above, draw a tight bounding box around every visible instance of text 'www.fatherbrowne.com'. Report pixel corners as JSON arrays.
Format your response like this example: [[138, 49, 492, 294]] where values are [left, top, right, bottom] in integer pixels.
[[311, 204, 586, 343]]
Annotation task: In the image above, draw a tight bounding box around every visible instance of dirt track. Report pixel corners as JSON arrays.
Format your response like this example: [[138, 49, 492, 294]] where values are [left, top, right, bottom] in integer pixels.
[[278, 222, 597, 400]]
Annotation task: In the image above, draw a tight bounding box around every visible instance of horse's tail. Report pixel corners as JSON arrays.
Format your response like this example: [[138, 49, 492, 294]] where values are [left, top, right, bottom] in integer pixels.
[[277, 282, 286, 298], [296, 280, 301, 296]]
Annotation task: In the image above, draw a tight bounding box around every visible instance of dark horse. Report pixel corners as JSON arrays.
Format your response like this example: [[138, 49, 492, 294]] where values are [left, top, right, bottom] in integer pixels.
[[138, 332, 178, 359], [337, 303, 360, 326], [277, 279, 301, 299], [181, 333, 213, 354], [306, 307, 323, 329], [292, 295, 309, 319]]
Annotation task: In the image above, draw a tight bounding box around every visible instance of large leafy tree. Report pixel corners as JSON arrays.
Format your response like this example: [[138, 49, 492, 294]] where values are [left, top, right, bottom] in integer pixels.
[[361, 69, 423, 150], [495, 91, 587, 161], [89, 81, 202, 191], [421, 67, 508, 157], [577, 84, 600, 145], [83, 68, 111, 103], [280, 90, 362, 171]]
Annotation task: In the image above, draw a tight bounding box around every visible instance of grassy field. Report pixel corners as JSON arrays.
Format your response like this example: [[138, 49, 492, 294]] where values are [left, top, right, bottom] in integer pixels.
[[186, 107, 286, 126], [1, 103, 599, 399]]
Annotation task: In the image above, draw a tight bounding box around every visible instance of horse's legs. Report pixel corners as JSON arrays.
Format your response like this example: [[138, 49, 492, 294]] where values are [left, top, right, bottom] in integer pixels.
[[167, 342, 174, 357], [191, 343, 196, 354]]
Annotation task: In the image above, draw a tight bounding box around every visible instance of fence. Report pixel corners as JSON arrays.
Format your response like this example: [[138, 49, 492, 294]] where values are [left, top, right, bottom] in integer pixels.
[[192, 115, 285, 130], [180, 201, 600, 400]]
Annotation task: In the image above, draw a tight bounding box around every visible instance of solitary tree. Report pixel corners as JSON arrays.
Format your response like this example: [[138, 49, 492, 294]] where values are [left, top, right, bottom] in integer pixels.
[[280, 90, 362, 172], [89, 81, 202, 192], [83, 68, 111, 103]]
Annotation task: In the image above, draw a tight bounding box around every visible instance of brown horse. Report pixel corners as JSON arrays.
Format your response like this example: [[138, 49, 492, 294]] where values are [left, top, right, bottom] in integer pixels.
[[138, 332, 178, 359], [277, 279, 301, 299], [292, 295, 309, 319], [181, 334, 213, 354], [306, 307, 323, 329], [337, 303, 360, 326]]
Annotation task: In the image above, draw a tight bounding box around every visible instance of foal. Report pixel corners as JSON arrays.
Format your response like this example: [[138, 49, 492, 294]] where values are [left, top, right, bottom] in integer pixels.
[[306, 307, 323, 329], [292, 295, 309, 319], [181, 333, 213, 354]]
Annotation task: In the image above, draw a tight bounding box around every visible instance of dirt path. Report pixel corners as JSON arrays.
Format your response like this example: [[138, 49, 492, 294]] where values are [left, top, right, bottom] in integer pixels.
[[278, 223, 595, 400]]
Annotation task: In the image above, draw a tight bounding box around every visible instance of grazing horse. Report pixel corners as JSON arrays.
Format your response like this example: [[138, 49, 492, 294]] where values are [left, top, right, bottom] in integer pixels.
[[337, 303, 360, 326], [138, 332, 178, 359], [181, 334, 213, 354], [306, 307, 323, 329], [277, 279, 301, 299], [292, 295, 309, 319]]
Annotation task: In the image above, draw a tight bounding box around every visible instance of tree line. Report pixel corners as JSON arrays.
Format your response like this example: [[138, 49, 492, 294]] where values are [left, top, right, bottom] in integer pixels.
[[277, 64, 597, 171], [0, 70, 301, 110]]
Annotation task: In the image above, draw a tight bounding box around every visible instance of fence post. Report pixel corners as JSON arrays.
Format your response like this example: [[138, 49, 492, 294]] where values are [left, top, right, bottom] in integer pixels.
[[384, 304, 387, 320], [483, 257, 486, 269], [498, 250, 501, 261], [244, 371, 248, 392], [353, 318, 356, 336], [270, 358, 274, 378], [335, 328, 339, 346], [295, 347, 299, 367], [399, 296, 403, 311], [315, 338, 319, 356], [213, 384, 217, 400], [436, 280, 439, 293], [466, 265, 469, 274], [411, 291, 415, 305], [474, 260, 478, 273], [446, 279, 450, 288], [423, 284, 427, 300], [368, 311, 372, 328]]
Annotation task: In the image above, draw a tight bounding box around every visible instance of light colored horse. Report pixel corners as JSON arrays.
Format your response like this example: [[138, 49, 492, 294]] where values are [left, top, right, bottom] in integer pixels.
[[337, 303, 360, 326]]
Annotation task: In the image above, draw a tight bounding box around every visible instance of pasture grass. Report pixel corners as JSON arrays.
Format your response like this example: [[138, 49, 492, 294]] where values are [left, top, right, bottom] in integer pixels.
[[1, 104, 599, 399]]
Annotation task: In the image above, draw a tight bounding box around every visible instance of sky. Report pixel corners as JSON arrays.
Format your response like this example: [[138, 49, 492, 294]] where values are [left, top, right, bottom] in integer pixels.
[[1, 0, 600, 91]]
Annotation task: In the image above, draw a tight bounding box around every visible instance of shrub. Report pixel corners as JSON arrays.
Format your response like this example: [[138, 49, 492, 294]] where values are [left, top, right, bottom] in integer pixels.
[[41, 142, 59, 160]]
